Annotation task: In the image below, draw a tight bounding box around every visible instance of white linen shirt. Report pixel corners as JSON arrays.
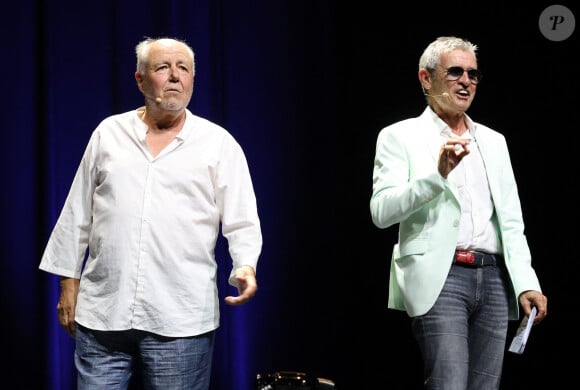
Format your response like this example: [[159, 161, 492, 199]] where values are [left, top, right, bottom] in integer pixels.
[[39, 107, 262, 337]]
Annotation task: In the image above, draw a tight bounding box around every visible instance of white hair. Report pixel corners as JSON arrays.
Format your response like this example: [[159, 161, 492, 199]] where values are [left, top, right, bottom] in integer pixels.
[[418, 36, 478, 72], [135, 37, 195, 75]]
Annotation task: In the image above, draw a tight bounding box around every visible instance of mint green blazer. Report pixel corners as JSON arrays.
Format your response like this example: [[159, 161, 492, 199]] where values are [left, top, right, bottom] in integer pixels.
[[370, 107, 542, 320]]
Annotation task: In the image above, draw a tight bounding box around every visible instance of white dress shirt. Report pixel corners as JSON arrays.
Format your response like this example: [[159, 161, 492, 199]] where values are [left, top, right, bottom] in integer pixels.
[[39, 107, 262, 337], [437, 111, 502, 255]]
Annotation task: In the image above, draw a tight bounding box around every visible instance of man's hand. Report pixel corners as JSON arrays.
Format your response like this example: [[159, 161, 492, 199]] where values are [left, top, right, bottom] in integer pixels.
[[519, 290, 548, 325], [225, 265, 257, 306], [57, 277, 80, 337], [438, 138, 470, 178]]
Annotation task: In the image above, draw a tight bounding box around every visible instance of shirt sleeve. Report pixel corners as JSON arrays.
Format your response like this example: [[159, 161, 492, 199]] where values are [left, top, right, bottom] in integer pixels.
[[39, 130, 99, 278], [213, 134, 262, 286]]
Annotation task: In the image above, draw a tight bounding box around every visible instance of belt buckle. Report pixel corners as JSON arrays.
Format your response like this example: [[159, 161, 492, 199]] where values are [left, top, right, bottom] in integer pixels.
[[455, 250, 475, 264]]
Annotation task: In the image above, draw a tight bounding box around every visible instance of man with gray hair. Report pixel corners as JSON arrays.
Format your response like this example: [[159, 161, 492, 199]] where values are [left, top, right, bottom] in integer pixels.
[[40, 37, 262, 389], [370, 36, 547, 389]]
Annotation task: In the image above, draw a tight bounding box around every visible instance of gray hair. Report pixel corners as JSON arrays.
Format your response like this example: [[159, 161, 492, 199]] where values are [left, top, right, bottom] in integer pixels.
[[135, 37, 195, 75], [418, 36, 478, 72]]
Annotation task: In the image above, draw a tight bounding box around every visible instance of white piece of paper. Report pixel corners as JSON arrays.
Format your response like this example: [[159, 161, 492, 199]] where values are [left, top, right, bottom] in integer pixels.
[[508, 306, 537, 354]]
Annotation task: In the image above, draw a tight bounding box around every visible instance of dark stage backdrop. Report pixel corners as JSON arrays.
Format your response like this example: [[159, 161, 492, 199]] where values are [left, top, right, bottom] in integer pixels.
[[1, 1, 576, 389]]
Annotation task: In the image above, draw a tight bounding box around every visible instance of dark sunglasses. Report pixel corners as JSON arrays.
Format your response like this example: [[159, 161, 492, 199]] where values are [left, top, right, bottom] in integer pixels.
[[444, 66, 482, 84]]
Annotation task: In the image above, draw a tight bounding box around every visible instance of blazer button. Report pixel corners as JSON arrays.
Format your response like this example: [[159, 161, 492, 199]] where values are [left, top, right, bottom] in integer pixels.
[[453, 220, 460, 227]]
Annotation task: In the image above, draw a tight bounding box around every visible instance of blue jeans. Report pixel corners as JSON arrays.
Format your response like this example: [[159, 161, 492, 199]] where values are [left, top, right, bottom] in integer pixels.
[[75, 324, 215, 390], [411, 261, 509, 390]]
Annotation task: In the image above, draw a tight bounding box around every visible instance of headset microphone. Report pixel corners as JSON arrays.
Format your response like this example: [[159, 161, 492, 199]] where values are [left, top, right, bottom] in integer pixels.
[[424, 92, 449, 98], [146, 95, 163, 103]]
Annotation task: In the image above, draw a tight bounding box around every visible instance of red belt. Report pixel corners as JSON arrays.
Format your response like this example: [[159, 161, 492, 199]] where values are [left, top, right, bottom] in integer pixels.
[[454, 250, 498, 267]]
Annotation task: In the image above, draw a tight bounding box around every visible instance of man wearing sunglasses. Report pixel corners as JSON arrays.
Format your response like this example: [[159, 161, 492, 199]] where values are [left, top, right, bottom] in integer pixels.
[[370, 36, 547, 389]]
